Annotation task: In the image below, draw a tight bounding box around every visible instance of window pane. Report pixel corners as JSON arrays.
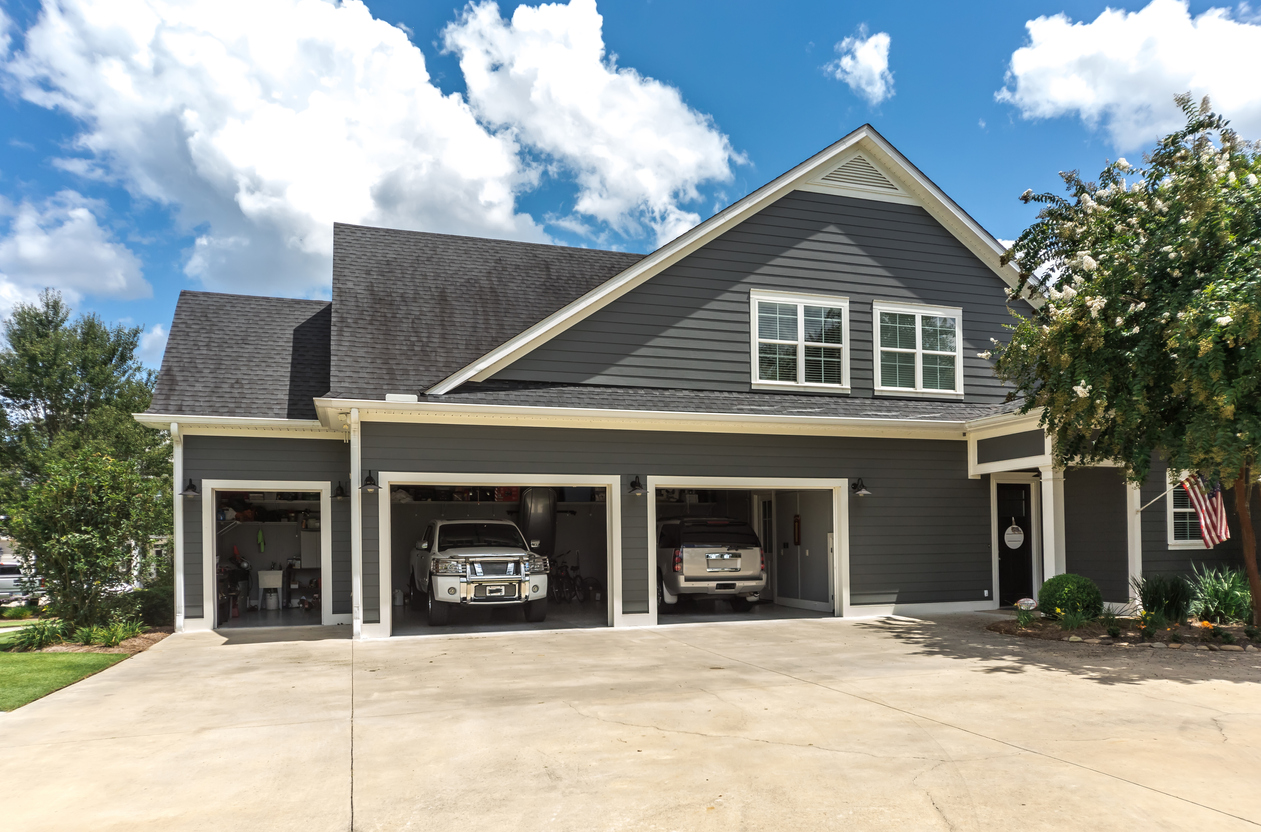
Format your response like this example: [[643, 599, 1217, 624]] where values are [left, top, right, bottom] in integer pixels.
[[879, 312, 916, 350], [1174, 510, 1202, 541], [922, 354, 956, 391], [758, 343, 797, 382], [1172, 488, 1191, 509], [758, 302, 797, 341], [804, 345, 843, 385], [880, 350, 915, 388], [804, 306, 843, 344], [921, 316, 956, 352]]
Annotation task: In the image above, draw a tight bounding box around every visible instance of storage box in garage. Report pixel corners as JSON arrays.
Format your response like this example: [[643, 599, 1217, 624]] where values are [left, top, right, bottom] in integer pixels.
[[494, 487, 519, 502]]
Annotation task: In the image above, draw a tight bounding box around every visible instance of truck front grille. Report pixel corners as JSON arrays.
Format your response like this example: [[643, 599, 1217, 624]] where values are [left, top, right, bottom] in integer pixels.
[[472, 561, 518, 576], [472, 583, 519, 599]]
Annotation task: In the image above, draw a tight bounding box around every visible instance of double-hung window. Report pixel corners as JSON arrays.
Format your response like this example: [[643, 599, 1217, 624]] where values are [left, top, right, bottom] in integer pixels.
[[1167, 487, 1205, 548], [872, 301, 963, 397], [750, 290, 849, 390]]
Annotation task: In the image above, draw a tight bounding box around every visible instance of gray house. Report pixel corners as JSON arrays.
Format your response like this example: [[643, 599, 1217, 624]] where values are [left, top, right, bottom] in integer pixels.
[[138, 125, 1241, 638]]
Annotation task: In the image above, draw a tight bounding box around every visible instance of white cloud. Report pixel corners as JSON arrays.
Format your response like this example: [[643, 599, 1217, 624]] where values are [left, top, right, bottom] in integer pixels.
[[3, 0, 740, 294], [824, 25, 894, 106], [0, 190, 149, 317], [138, 322, 167, 365], [997, 0, 1261, 149], [443, 0, 740, 247]]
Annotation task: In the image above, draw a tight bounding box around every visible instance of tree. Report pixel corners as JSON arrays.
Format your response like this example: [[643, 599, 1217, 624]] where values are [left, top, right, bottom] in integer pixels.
[[992, 95, 1261, 624], [8, 449, 166, 627]]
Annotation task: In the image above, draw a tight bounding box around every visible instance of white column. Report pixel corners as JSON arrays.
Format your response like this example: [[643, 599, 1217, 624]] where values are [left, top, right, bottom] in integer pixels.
[[1040, 466, 1066, 579], [349, 408, 363, 639], [1126, 482, 1143, 601], [171, 422, 184, 633]]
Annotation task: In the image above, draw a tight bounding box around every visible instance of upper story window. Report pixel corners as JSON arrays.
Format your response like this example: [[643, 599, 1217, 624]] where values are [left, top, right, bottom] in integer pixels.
[[872, 301, 963, 398], [750, 290, 849, 391], [1167, 487, 1205, 548]]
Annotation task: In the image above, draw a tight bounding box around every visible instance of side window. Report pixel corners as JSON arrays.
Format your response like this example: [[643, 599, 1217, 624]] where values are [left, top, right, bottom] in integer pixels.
[[750, 290, 849, 391], [1167, 488, 1203, 547], [421, 524, 435, 551], [873, 302, 963, 397], [658, 523, 680, 548]]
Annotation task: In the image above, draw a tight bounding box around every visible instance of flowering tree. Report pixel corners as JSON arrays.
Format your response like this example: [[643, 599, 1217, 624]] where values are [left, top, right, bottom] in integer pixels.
[[992, 96, 1261, 624]]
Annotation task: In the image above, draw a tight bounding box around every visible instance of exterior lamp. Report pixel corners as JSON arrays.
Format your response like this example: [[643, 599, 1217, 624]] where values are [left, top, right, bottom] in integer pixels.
[[850, 478, 871, 497], [361, 471, 379, 494], [628, 476, 646, 497], [333, 481, 348, 501], [180, 478, 201, 499]]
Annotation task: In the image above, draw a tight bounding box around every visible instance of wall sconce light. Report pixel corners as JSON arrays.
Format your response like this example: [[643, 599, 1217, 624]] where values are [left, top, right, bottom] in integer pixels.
[[333, 481, 348, 501], [850, 478, 871, 497], [180, 478, 200, 499], [361, 471, 379, 494], [628, 476, 646, 496]]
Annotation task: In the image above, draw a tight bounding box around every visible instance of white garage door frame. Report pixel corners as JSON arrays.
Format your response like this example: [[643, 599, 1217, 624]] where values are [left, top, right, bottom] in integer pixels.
[[196, 479, 341, 631], [369, 472, 623, 638], [645, 476, 850, 624]]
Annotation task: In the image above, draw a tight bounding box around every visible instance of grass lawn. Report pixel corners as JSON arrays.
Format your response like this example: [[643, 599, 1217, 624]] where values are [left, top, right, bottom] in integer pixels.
[[0, 651, 127, 711], [0, 618, 39, 628]]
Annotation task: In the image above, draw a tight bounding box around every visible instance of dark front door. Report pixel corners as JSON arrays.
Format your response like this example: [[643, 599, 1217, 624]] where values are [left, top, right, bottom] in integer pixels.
[[996, 483, 1034, 606]]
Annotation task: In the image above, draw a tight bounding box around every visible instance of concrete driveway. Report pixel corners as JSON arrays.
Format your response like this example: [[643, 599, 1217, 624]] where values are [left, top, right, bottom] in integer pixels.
[[2, 613, 1259, 831]]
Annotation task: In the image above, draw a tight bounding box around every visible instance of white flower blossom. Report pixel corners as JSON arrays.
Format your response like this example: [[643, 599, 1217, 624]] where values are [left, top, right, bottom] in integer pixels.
[[1073, 382, 1092, 399], [1060, 285, 1077, 300], [1136, 302, 1146, 311], [1081, 255, 1098, 271], [1130, 326, 1139, 335], [1115, 317, 1124, 326], [1086, 297, 1107, 318], [1021, 188, 1033, 199], [1248, 173, 1258, 187], [1177, 311, 1187, 320], [989, 337, 1000, 345], [1217, 315, 1233, 326], [1117, 158, 1130, 170], [977, 350, 992, 359], [1228, 171, 1237, 184]]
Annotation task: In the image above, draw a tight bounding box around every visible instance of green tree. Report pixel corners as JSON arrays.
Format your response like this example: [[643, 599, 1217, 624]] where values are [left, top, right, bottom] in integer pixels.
[[8, 449, 166, 627], [992, 95, 1261, 624]]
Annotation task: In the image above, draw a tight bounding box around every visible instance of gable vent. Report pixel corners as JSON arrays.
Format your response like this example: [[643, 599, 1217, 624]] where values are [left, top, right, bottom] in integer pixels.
[[820, 155, 898, 191]]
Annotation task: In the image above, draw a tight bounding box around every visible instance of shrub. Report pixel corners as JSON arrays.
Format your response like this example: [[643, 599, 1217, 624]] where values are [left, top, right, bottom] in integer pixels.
[[12, 619, 68, 651], [1038, 574, 1103, 621], [1221, 631, 1237, 645], [1058, 609, 1090, 631], [1015, 607, 1035, 628], [2, 606, 37, 620], [1138, 608, 1166, 641], [100, 620, 144, 647], [1132, 573, 1192, 624], [1189, 565, 1252, 623], [73, 625, 106, 646], [1107, 624, 1121, 638], [1246, 625, 1260, 642], [1170, 631, 1184, 644]]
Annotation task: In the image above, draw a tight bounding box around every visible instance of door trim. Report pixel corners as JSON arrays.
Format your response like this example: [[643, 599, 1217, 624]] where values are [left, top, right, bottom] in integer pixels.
[[991, 473, 1042, 604]]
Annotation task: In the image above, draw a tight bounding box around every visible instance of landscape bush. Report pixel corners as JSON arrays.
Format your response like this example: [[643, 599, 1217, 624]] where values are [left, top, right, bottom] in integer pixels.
[[1132, 573, 1192, 624], [12, 619, 68, 651], [2, 606, 37, 620], [1189, 565, 1252, 623], [1037, 573, 1103, 621]]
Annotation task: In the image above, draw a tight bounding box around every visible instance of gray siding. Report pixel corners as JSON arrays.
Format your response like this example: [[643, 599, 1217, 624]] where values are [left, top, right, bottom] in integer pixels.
[[977, 430, 1044, 465], [1064, 468, 1129, 602], [494, 191, 1030, 403], [1140, 459, 1243, 578], [360, 423, 993, 609], [182, 436, 352, 619]]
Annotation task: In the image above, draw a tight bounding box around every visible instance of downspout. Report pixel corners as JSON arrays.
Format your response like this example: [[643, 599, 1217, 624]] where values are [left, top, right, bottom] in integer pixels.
[[171, 422, 185, 632], [349, 408, 363, 639]]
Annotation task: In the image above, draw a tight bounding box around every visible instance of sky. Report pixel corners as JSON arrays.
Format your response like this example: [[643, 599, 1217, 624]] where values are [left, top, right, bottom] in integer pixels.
[[1, 0, 1260, 367]]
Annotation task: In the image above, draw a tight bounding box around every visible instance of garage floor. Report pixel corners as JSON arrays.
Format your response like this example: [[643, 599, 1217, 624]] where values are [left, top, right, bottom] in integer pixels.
[[5, 613, 1260, 831], [392, 598, 608, 636], [659, 599, 828, 624]]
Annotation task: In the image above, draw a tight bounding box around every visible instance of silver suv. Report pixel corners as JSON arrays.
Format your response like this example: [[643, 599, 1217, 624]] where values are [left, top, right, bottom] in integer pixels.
[[408, 519, 549, 626], [656, 517, 766, 612]]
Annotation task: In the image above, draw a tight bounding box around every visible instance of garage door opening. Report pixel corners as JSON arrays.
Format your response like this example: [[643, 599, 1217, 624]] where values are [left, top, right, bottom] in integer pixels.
[[388, 483, 612, 636], [652, 485, 841, 624]]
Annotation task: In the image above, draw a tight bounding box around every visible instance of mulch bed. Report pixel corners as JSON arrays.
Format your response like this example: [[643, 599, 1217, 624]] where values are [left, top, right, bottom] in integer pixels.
[[40, 628, 173, 656], [987, 616, 1259, 651]]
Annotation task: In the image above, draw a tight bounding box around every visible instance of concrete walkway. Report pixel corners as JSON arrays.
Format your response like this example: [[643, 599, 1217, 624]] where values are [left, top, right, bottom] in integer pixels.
[[1, 614, 1259, 831]]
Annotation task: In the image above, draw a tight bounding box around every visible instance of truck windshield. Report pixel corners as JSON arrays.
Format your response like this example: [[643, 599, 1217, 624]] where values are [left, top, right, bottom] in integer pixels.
[[438, 523, 527, 550], [681, 520, 760, 548]]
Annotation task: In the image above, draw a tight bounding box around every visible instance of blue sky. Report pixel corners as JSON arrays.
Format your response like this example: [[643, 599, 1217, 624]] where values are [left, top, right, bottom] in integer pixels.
[[1, 0, 1258, 365]]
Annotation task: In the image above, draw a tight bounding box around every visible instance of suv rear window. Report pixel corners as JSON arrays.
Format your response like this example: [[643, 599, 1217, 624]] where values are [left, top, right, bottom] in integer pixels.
[[0, 565, 20, 576], [681, 520, 760, 548], [438, 523, 526, 550]]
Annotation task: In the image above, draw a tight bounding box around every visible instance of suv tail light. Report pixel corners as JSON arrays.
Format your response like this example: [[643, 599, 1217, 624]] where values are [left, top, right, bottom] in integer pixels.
[[760, 549, 765, 573], [673, 548, 682, 573]]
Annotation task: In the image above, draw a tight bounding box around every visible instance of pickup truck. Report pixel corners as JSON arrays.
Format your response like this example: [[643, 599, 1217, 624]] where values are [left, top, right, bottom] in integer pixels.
[[408, 519, 549, 625], [656, 517, 766, 612]]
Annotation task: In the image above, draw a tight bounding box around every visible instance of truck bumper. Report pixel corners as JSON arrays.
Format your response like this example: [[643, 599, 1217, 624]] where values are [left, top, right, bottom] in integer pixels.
[[432, 574, 548, 605]]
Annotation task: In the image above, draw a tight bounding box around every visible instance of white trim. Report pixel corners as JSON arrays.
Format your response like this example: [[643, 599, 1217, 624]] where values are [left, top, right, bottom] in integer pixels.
[[171, 423, 185, 633], [1127, 483, 1143, 601], [135, 412, 340, 439], [795, 182, 918, 205], [971, 454, 1052, 478], [350, 410, 364, 638], [845, 600, 1000, 617], [748, 289, 851, 392], [1040, 467, 1066, 579], [990, 473, 1042, 602], [872, 300, 965, 397], [967, 416, 1052, 478], [363, 472, 622, 638], [198, 480, 341, 629], [645, 475, 847, 624], [1166, 485, 1209, 550], [425, 125, 1025, 395]]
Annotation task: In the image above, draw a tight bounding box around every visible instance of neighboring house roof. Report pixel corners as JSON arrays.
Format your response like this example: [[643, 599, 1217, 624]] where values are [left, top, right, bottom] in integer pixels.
[[329, 224, 643, 398], [148, 291, 331, 420], [426, 123, 1027, 395]]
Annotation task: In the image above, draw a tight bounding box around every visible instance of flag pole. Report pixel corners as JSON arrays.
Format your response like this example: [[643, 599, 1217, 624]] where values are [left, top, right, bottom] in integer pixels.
[[1137, 482, 1180, 513]]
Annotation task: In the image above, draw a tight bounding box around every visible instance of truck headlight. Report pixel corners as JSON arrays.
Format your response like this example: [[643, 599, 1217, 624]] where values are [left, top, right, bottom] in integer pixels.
[[433, 559, 466, 575], [529, 556, 548, 573]]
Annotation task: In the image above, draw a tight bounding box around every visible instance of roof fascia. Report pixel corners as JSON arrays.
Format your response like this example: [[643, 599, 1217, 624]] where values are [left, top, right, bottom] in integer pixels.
[[134, 412, 342, 439], [426, 125, 1029, 396], [314, 397, 968, 441]]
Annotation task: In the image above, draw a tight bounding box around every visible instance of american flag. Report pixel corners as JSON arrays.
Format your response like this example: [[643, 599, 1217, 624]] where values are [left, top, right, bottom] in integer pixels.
[[1181, 474, 1231, 548]]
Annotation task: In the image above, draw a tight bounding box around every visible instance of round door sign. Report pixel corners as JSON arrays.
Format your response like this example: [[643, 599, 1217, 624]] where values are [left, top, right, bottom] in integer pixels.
[[1004, 524, 1025, 549]]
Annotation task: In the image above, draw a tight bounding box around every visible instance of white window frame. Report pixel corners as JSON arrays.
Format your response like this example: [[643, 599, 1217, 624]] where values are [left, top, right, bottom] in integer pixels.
[[749, 289, 850, 392], [1166, 486, 1208, 549], [872, 300, 964, 399]]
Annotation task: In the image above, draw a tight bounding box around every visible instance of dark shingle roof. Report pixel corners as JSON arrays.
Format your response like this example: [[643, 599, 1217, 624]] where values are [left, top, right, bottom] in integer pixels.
[[148, 291, 330, 419], [419, 380, 1022, 422], [329, 223, 643, 398]]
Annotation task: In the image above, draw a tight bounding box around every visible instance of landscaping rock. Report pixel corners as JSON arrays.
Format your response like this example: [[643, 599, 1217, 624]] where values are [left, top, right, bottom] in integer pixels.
[[1084, 638, 1101, 644], [1114, 642, 1131, 648], [1068, 636, 1083, 643], [1151, 642, 1167, 649], [1208, 644, 1220, 651], [1245, 644, 1257, 651], [1169, 643, 1184, 649], [1220, 645, 1244, 652], [1197, 644, 1211, 651]]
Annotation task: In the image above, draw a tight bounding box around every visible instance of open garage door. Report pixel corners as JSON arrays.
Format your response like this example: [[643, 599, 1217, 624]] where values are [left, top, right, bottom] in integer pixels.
[[648, 477, 846, 625], [377, 475, 617, 636]]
